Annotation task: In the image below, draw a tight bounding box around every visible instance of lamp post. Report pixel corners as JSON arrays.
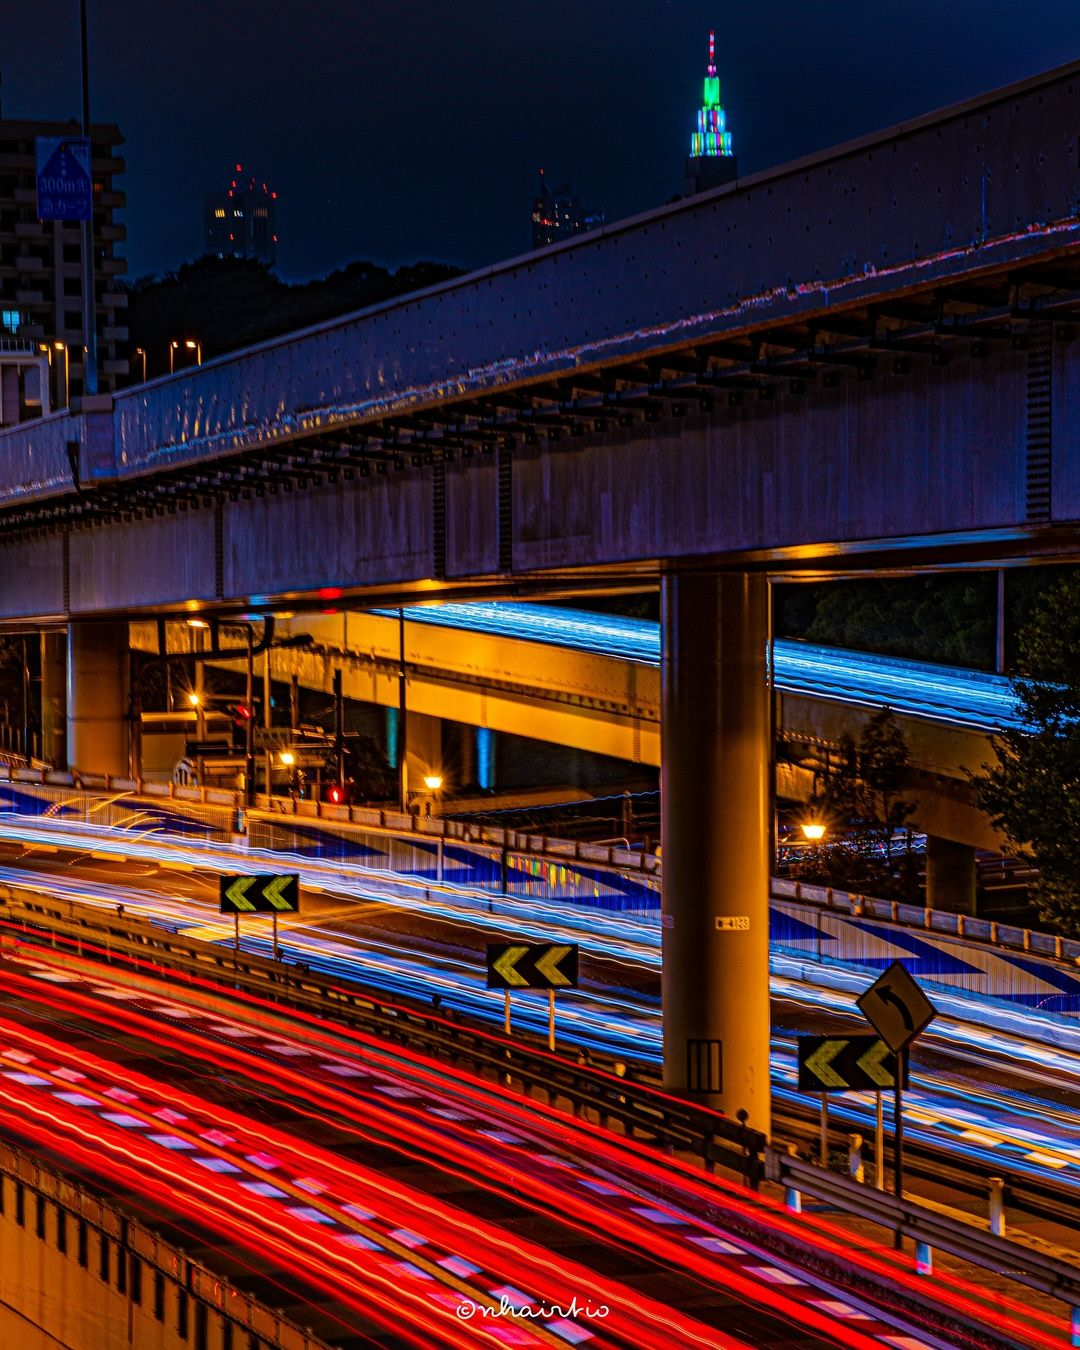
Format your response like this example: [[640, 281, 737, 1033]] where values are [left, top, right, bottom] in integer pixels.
[[54, 341, 70, 407], [279, 748, 297, 798], [132, 346, 146, 383], [79, 0, 98, 396], [169, 338, 202, 374]]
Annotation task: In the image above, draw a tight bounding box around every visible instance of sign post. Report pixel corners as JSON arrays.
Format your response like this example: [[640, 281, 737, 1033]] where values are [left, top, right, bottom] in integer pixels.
[[219, 873, 300, 961], [856, 961, 938, 1236], [486, 942, 579, 1053]]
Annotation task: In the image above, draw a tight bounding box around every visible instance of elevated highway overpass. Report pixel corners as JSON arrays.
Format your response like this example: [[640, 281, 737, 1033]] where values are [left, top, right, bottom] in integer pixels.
[[140, 601, 1010, 855], [8, 63, 1080, 1128]]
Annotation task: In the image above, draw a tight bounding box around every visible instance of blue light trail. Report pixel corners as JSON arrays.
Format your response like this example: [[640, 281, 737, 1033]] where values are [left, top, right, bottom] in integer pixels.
[[375, 602, 1023, 732]]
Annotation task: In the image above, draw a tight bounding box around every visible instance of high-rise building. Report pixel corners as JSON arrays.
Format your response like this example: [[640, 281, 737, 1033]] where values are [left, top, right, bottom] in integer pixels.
[[204, 165, 278, 268], [531, 170, 604, 250], [684, 31, 738, 196], [0, 117, 128, 401]]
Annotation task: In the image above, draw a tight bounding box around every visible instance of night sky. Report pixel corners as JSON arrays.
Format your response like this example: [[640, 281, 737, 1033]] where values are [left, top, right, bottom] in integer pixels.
[[7, 1, 1080, 283]]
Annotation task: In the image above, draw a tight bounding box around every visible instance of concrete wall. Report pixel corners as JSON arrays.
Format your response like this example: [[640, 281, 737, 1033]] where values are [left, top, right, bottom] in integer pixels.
[[0, 1139, 330, 1350]]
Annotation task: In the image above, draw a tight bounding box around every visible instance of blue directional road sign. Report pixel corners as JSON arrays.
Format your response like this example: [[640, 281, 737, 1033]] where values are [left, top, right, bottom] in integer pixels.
[[36, 137, 92, 222]]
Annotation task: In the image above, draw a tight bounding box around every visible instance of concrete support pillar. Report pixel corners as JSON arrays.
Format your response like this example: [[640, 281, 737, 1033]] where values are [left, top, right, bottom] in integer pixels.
[[404, 711, 442, 801], [66, 622, 130, 779], [925, 835, 976, 915], [40, 632, 67, 768], [661, 571, 771, 1136]]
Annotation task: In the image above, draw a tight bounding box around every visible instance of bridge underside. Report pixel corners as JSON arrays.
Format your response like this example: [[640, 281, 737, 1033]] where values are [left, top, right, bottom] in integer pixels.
[[125, 612, 1001, 853], [4, 66, 1080, 623]]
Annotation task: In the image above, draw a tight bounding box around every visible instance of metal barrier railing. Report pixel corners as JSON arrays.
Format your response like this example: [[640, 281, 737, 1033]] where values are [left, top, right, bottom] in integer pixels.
[[0, 887, 764, 1183]]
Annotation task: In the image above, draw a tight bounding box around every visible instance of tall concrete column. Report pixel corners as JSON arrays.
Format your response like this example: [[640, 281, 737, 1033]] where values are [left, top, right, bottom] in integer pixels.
[[40, 632, 67, 768], [661, 572, 771, 1136], [66, 622, 130, 779], [925, 835, 976, 915]]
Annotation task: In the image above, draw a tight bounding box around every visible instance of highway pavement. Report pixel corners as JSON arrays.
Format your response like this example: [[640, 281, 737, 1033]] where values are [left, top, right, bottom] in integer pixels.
[[0, 820, 1078, 1254], [0, 939, 1031, 1349]]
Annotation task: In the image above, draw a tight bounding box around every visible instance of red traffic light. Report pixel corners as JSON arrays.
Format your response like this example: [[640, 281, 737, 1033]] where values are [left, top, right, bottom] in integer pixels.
[[234, 703, 252, 720]]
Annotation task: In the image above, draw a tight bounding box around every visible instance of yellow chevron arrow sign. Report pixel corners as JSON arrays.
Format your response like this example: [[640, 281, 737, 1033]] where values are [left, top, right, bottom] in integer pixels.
[[802, 1039, 848, 1089], [224, 876, 257, 912], [797, 1034, 902, 1092], [856, 1037, 896, 1088], [219, 873, 300, 914], [263, 875, 295, 910], [533, 944, 574, 987], [492, 945, 531, 987], [486, 942, 580, 990]]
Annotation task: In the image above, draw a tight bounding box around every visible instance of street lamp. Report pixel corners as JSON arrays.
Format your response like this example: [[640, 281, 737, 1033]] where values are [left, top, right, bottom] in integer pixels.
[[800, 821, 827, 842], [132, 346, 147, 383], [53, 341, 69, 407], [279, 748, 298, 799], [169, 338, 202, 373], [422, 774, 443, 792]]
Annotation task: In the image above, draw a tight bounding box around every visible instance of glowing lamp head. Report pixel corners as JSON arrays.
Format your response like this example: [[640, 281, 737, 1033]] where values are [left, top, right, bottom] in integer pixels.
[[187, 692, 201, 708], [800, 822, 827, 842], [422, 774, 443, 792], [279, 750, 296, 767], [328, 785, 344, 805]]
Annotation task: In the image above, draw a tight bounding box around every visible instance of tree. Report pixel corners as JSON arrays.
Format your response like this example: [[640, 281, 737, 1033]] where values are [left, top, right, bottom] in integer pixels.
[[795, 708, 915, 898], [973, 572, 1080, 934], [858, 707, 916, 865]]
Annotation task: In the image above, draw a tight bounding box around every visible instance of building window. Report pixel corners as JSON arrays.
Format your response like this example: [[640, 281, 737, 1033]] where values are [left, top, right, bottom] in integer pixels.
[[195, 1303, 208, 1350], [35, 1194, 46, 1239], [177, 1289, 189, 1341], [1, 309, 20, 333], [130, 1256, 142, 1306], [153, 1271, 165, 1321], [56, 1209, 67, 1254], [15, 1184, 24, 1228], [214, 208, 225, 219], [77, 1219, 88, 1268], [99, 1234, 110, 1283]]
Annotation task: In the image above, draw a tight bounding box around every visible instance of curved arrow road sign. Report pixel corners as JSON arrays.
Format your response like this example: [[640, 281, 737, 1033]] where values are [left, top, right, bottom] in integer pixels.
[[856, 960, 937, 1054]]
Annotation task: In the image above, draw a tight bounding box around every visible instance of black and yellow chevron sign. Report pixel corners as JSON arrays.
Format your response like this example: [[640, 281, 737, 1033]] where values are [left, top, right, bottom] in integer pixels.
[[486, 942, 579, 990], [218, 873, 300, 914], [797, 1034, 907, 1093]]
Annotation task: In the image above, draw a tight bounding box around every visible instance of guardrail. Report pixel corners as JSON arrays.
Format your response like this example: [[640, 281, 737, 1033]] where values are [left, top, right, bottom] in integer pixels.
[[6, 766, 1077, 962], [3, 887, 1079, 1335], [0, 886, 762, 1183], [773, 1152, 1080, 1315], [773, 876, 1079, 965]]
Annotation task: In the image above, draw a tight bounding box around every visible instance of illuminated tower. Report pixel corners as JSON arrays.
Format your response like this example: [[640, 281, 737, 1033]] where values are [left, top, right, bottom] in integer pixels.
[[204, 164, 278, 267], [685, 30, 738, 196]]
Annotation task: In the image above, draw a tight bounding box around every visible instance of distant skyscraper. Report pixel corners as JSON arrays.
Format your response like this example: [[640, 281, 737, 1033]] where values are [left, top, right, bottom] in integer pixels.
[[531, 170, 604, 250], [204, 165, 278, 267], [685, 31, 738, 196]]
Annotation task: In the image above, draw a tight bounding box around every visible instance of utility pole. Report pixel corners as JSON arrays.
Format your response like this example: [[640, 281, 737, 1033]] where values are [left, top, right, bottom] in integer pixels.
[[79, 0, 98, 396], [333, 667, 345, 790]]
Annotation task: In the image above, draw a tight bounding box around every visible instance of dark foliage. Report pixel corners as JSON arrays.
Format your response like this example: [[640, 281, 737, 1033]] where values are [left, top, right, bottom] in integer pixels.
[[973, 571, 1080, 934], [125, 256, 464, 378]]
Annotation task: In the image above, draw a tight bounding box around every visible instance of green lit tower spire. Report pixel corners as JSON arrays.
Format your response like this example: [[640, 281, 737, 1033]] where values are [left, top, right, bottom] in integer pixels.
[[685, 30, 739, 196]]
